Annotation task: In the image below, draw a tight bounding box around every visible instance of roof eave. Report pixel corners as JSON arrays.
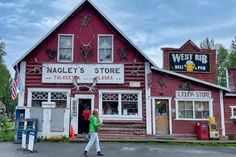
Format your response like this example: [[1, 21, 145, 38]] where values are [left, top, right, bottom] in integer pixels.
[[151, 66, 231, 92]]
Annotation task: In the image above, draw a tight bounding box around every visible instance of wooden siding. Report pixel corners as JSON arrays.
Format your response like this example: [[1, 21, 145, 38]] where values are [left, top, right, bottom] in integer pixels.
[[21, 2, 149, 136], [151, 70, 222, 136], [224, 96, 236, 138]]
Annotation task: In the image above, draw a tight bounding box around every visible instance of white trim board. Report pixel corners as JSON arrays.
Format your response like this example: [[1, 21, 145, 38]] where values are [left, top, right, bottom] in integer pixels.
[[151, 66, 231, 92]]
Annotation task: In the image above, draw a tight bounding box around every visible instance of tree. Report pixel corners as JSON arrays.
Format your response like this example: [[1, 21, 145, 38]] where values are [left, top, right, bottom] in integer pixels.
[[216, 45, 229, 87], [0, 40, 16, 115], [200, 37, 229, 87], [228, 36, 236, 68], [0, 41, 6, 64], [200, 37, 217, 49]]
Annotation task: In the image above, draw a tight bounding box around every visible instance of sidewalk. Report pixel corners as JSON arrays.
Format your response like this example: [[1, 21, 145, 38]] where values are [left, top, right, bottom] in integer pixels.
[[71, 134, 236, 144]]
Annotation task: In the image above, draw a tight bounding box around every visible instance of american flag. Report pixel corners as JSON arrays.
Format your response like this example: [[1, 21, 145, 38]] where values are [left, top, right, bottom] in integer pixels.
[[11, 69, 20, 100]]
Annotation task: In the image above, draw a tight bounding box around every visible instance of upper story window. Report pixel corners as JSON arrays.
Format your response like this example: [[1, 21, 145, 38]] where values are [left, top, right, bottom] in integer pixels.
[[58, 34, 74, 62], [230, 106, 236, 119], [98, 34, 114, 63]]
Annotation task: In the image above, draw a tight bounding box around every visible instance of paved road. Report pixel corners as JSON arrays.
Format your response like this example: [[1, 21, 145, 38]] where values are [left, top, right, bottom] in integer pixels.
[[1, 142, 236, 157]]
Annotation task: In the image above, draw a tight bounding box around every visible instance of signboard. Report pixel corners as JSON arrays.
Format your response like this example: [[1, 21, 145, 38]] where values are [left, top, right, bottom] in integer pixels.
[[28, 132, 35, 151], [176, 91, 211, 99], [42, 64, 124, 84], [169, 52, 210, 72], [42, 102, 56, 108], [22, 131, 26, 149]]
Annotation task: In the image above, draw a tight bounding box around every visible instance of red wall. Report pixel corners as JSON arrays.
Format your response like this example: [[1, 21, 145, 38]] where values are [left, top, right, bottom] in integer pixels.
[[162, 41, 217, 84], [224, 96, 236, 137], [21, 2, 147, 128], [151, 70, 222, 136]]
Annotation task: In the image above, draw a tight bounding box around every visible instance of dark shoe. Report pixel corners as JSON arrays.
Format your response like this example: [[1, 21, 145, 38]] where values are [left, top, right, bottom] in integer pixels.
[[97, 151, 104, 156], [83, 150, 87, 156]]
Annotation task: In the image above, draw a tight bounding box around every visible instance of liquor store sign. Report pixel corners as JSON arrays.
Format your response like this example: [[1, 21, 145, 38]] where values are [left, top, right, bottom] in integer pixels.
[[176, 91, 211, 99], [169, 52, 210, 72], [42, 64, 124, 84]]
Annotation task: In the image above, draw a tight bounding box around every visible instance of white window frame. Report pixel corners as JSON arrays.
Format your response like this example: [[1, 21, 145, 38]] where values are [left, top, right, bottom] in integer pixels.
[[27, 88, 71, 108], [230, 106, 236, 119], [99, 90, 142, 120], [175, 98, 213, 121], [57, 34, 74, 62], [97, 34, 114, 63]]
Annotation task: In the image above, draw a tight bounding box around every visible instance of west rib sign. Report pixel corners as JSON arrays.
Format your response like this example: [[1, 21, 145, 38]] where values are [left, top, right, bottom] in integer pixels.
[[169, 52, 210, 73], [42, 64, 124, 84]]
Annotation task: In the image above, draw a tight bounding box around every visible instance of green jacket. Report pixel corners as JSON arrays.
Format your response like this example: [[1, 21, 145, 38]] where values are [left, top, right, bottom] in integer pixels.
[[89, 115, 101, 133]]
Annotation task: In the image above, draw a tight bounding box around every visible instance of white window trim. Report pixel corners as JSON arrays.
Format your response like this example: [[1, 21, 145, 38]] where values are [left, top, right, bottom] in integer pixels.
[[57, 34, 74, 62], [175, 98, 213, 121], [99, 90, 142, 120], [230, 106, 236, 119], [97, 34, 114, 63], [27, 88, 71, 108]]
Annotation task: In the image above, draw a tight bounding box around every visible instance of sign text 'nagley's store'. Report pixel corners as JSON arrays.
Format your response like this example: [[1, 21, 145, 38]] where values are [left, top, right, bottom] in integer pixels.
[[42, 64, 124, 84], [169, 52, 210, 73]]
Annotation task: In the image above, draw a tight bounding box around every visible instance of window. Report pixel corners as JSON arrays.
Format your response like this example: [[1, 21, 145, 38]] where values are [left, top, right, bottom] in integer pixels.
[[98, 35, 113, 63], [177, 101, 210, 120], [58, 34, 74, 62], [28, 89, 70, 108], [99, 90, 142, 119], [230, 106, 236, 119]]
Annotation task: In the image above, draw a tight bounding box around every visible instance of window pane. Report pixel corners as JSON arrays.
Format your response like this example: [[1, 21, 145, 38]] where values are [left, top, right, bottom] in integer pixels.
[[185, 101, 193, 110], [178, 110, 185, 118], [102, 101, 118, 115], [178, 101, 193, 119], [99, 36, 112, 62], [51, 92, 67, 108], [59, 48, 72, 61], [178, 101, 185, 110], [60, 36, 72, 48], [233, 108, 236, 116], [195, 101, 209, 119], [155, 100, 167, 115], [31, 92, 48, 107], [186, 111, 193, 118], [99, 49, 112, 61]]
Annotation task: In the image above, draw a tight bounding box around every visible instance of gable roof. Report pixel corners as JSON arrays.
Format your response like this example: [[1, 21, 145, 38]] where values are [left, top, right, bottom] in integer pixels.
[[151, 66, 231, 92], [13, 0, 157, 68]]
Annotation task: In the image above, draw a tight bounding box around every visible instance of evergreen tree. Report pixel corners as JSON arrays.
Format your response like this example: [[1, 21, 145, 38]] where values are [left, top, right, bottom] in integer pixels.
[[228, 36, 236, 68], [0, 40, 16, 115], [216, 45, 229, 87], [200, 37, 229, 87]]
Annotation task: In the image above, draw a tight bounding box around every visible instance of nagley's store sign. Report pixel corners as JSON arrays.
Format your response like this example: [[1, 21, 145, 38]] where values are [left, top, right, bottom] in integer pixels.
[[42, 64, 124, 84], [176, 91, 211, 99], [169, 52, 210, 73]]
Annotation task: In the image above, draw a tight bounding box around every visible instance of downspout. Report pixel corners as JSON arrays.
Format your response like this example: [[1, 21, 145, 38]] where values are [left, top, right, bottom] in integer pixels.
[[145, 62, 152, 134], [220, 90, 225, 136]]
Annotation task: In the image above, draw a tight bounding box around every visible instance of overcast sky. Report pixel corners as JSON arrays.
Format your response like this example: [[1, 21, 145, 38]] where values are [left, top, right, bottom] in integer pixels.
[[1, 0, 236, 76]]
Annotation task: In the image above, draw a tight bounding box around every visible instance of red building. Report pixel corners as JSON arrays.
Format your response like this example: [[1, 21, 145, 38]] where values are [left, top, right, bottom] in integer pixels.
[[224, 69, 236, 139], [14, 0, 155, 137], [151, 41, 229, 137], [14, 0, 235, 139]]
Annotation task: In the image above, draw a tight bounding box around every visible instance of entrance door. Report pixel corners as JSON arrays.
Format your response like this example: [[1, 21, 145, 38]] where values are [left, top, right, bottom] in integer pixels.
[[155, 99, 169, 134], [78, 98, 92, 134]]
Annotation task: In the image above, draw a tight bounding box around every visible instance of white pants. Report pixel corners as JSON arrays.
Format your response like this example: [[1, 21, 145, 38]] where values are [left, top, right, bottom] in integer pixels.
[[84, 132, 101, 152]]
